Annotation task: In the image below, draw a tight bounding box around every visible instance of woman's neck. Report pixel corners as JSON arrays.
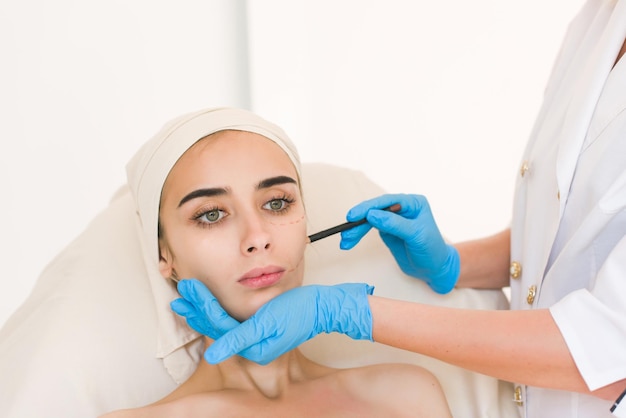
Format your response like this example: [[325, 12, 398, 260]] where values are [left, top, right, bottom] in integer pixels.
[[206, 343, 311, 398], [159, 337, 331, 403]]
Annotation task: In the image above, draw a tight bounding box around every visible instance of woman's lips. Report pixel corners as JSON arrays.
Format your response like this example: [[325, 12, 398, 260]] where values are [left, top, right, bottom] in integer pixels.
[[238, 267, 284, 289]]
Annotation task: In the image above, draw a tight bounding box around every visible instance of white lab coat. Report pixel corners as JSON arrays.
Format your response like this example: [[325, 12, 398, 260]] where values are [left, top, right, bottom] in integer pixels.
[[510, 0, 626, 416]]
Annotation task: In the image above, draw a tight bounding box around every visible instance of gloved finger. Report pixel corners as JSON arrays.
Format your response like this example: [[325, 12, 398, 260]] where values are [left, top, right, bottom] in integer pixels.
[[177, 279, 239, 333], [177, 278, 214, 308], [204, 316, 271, 365], [366, 209, 426, 242], [171, 298, 207, 327], [170, 298, 195, 316], [204, 300, 240, 334], [341, 193, 409, 250], [171, 298, 223, 338], [398, 194, 432, 219], [339, 222, 372, 250], [345, 193, 408, 222]]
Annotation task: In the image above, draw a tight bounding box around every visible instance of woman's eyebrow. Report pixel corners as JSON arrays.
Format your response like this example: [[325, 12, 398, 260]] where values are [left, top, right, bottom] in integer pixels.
[[177, 176, 296, 207], [178, 187, 227, 208], [257, 176, 297, 190]]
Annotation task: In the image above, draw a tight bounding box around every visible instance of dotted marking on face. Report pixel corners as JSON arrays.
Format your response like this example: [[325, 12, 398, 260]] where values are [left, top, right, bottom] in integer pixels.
[[267, 213, 305, 226], [286, 252, 306, 274]]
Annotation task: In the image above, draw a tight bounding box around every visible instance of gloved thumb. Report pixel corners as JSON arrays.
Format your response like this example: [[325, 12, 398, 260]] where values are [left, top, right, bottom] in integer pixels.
[[366, 209, 418, 241], [204, 316, 268, 365]]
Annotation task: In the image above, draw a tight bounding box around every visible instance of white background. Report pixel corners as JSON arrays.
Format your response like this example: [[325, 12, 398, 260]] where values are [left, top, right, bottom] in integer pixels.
[[0, 0, 585, 327]]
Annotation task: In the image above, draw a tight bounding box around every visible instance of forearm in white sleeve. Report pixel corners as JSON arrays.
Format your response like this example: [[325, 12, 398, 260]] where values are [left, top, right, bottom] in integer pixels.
[[550, 235, 626, 391]]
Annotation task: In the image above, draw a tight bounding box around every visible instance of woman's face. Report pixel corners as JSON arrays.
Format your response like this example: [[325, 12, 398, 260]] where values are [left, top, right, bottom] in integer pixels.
[[158, 130, 307, 321]]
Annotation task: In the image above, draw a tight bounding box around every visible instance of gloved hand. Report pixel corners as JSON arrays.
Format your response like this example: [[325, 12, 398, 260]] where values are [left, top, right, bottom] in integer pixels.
[[171, 279, 239, 340], [340, 193, 459, 294], [173, 279, 374, 365]]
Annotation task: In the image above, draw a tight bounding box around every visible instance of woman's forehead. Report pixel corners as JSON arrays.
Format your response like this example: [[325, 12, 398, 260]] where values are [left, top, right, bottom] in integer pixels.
[[163, 130, 300, 196]]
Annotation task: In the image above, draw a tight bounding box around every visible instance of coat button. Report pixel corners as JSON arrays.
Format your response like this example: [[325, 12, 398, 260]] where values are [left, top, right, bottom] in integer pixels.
[[527, 285, 537, 305], [510, 261, 522, 279], [520, 161, 529, 177], [514, 386, 523, 406]]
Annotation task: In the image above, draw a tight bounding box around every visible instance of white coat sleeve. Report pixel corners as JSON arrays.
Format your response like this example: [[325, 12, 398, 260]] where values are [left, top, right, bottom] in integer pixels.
[[550, 233, 626, 391]]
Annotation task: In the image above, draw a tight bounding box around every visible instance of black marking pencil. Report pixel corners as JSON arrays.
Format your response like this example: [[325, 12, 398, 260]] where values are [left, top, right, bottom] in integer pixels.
[[307, 204, 401, 243]]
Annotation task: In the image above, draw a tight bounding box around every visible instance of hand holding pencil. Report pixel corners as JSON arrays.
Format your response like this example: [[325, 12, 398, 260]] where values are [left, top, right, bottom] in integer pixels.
[[307, 204, 401, 243], [336, 194, 460, 294]]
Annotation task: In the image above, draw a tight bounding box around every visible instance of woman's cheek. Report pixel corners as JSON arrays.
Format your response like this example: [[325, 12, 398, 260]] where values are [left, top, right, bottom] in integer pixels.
[[174, 231, 231, 279], [285, 222, 308, 280]]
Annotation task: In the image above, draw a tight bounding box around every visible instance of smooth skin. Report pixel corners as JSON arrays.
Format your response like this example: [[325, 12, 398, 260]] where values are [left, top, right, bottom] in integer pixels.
[[100, 130, 452, 417]]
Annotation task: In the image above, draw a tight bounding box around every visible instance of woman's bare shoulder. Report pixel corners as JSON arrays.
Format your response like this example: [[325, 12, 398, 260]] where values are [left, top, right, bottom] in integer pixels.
[[99, 363, 452, 418], [98, 391, 254, 418], [334, 363, 453, 417], [336, 362, 438, 386]]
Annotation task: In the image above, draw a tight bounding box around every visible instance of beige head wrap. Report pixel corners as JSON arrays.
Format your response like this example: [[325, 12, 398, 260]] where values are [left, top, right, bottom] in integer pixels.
[[125, 107, 301, 371], [127, 107, 301, 270]]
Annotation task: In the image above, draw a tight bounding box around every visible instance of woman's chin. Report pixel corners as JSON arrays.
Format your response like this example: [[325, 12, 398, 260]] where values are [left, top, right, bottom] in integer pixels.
[[226, 287, 294, 322], [225, 306, 256, 323]]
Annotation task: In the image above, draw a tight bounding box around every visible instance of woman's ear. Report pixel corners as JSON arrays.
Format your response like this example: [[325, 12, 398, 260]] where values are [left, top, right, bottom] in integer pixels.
[[158, 238, 175, 280]]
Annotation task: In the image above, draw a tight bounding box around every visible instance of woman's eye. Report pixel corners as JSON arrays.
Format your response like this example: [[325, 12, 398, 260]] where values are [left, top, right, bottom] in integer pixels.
[[264, 199, 287, 212], [198, 209, 224, 224]]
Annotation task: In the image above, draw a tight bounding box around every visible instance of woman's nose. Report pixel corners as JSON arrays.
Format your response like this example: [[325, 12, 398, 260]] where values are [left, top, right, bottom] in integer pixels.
[[241, 214, 272, 254], [245, 241, 271, 253]]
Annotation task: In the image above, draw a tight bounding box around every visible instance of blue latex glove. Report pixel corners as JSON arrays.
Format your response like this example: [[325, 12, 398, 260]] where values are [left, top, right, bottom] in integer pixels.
[[173, 279, 374, 365], [340, 193, 460, 294], [171, 279, 239, 340]]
